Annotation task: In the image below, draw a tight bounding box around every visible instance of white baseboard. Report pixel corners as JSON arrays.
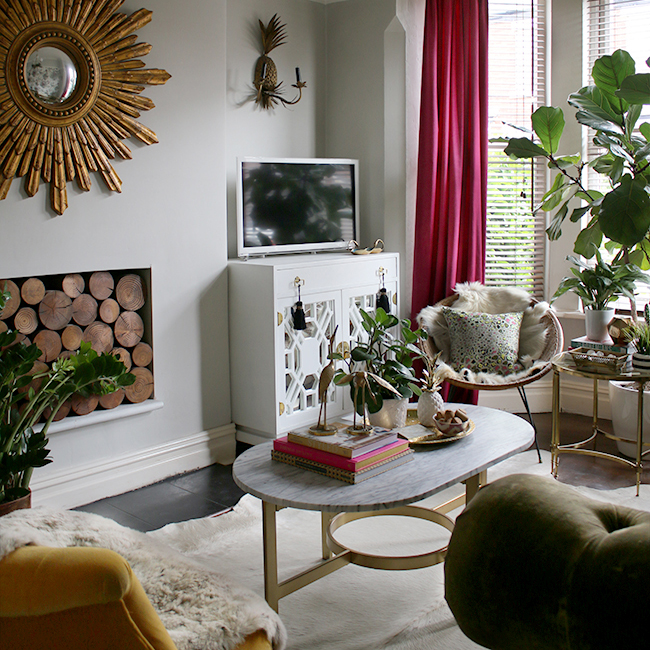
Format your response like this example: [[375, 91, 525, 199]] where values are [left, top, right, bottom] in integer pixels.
[[31, 423, 237, 509], [478, 374, 611, 419]]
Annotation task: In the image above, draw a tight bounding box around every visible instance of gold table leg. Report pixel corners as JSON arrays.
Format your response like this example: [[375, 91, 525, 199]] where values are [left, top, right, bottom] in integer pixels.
[[262, 501, 280, 612], [636, 381, 644, 497], [551, 369, 560, 477]]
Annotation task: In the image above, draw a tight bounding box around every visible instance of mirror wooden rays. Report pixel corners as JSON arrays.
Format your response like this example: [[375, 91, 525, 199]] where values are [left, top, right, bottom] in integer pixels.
[[0, 0, 171, 215]]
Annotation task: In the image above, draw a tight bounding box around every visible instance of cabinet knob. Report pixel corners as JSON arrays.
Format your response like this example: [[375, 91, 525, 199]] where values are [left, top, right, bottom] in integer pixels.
[[336, 341, 350, 357], [279, 402, 285, 415], [277, 312, 283, 326]]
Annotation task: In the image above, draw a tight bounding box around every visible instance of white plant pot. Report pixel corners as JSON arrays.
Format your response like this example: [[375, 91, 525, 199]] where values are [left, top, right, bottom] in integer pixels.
[[584, 308, 615, 342], [367, 397, 409, 429], [417, 390, 444, 427], [608, 380, 650, 458]]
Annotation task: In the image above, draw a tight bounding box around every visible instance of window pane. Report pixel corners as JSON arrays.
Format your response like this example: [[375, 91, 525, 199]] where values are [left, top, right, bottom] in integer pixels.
[[487, 0, 546, 299]]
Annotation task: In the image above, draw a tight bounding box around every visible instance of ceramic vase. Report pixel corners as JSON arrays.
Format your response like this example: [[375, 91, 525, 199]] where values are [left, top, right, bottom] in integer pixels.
[[632, 352, 650, 372], [367, 397, 409, 429], [417, 389, 444, 427], [584, 308, 615, 342]]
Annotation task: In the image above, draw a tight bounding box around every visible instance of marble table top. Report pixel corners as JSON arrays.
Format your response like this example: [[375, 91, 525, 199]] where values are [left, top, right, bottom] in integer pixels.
[[233, 404, 534, 513]]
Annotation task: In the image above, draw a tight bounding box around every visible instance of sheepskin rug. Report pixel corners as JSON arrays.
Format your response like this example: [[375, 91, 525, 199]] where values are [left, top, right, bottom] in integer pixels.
[[0, 507, 287, 650], [417, 282, 551, 385]]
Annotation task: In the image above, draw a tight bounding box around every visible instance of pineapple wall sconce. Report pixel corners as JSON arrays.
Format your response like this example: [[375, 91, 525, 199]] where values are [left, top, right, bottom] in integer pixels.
[[0, 0, 171, 215], [253, 14, 306, 110]]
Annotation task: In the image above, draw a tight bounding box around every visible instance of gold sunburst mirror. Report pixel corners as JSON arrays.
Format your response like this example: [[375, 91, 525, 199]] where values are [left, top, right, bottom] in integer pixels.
[[0, 0, 171, 215]]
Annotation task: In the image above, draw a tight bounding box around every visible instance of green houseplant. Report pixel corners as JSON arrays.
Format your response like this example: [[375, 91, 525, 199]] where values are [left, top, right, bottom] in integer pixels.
[[0, 289, 135, 509], [496, 49, 650, 268], [332, 307, 426, 428]]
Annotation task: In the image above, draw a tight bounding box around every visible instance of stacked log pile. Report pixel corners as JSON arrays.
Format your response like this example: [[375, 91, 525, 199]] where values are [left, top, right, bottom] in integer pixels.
[[0, 270, 154, 421]]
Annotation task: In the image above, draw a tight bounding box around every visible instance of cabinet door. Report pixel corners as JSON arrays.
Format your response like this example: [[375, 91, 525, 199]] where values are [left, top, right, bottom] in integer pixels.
[[275, 290, 344, 433], [340, 281, 399, 411]]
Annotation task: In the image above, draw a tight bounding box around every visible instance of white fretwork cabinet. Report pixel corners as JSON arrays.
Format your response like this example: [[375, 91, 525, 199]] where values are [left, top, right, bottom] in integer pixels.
[[229, 252, 399, 443]]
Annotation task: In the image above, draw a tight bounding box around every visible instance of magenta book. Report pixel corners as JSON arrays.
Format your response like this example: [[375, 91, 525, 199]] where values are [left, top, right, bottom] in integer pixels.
[[273, 436, 408, 472]]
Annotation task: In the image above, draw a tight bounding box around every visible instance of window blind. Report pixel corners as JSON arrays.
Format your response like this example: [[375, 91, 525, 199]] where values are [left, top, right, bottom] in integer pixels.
[[584, 0, 650, 310], [486, 0, 547, 299]]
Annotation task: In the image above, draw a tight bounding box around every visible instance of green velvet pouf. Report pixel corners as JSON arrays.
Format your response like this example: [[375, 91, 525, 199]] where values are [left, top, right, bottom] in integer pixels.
[[444, 474, 650, 650]]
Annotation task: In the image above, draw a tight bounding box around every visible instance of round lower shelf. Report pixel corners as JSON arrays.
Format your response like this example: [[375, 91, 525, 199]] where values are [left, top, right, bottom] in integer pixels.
[[326, 505, 454, 570]]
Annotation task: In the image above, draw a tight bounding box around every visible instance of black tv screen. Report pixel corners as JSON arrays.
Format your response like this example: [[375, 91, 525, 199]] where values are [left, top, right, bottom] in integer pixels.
[[237, 157, 359, 257]]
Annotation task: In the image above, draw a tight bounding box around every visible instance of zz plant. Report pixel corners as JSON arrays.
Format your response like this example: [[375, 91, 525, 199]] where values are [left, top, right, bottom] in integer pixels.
[[0, 289, 135, 505]]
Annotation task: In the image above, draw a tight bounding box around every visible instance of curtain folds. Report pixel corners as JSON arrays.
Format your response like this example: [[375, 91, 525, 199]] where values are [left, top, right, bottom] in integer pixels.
[[411, 0, 488, 315], [411, 0, 488, 402]]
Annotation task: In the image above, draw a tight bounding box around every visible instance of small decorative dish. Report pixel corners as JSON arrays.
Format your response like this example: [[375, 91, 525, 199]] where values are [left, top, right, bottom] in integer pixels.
[[568, 347, 628, 374], [407, 419, 475, 446]]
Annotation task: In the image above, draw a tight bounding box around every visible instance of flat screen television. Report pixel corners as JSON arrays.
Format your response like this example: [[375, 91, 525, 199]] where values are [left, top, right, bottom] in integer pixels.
[[236, 157, 359, 258]]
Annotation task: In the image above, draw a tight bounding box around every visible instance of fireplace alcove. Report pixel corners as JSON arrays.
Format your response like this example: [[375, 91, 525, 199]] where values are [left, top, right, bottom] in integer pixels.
[[0, 267, 162, 433]]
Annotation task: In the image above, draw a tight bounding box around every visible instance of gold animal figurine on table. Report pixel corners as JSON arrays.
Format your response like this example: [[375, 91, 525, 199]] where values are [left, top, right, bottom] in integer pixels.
[[309, 327, 339, 435]]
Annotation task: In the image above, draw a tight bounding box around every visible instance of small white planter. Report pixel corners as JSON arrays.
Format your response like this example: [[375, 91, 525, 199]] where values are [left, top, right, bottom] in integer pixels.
[[608, 380, 650, 458], [367, 397, 409, 429], [417, 390, 444, 427], [584, 308, 615, 342]]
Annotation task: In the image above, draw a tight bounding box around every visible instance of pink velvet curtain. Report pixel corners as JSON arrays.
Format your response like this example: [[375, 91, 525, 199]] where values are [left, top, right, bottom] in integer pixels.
[[411, 0, 488, 402]]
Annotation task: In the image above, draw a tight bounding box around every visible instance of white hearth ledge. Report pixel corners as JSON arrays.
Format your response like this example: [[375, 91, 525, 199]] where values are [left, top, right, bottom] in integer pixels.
[[35, 400, 164, 435]]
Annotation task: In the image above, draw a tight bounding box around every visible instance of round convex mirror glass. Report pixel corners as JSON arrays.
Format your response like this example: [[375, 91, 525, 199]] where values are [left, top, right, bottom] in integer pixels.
[[24, 46, 78, 104]]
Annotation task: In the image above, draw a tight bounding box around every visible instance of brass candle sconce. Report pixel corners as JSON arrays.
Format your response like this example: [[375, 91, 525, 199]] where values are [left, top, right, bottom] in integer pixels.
[[253, 14, 306, 110]]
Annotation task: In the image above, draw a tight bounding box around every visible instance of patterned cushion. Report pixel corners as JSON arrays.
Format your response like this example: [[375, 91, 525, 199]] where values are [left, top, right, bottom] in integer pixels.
[[442, 307, 523, 375]]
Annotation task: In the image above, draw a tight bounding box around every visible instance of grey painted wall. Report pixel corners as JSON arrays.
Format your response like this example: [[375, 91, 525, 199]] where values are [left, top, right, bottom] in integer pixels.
[[1, 0, 413, 505]]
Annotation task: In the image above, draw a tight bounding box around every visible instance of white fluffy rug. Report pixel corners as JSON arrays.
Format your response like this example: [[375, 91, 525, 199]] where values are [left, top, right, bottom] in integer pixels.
[[149, 450, 650, 650], [3, 450, 649, 650]]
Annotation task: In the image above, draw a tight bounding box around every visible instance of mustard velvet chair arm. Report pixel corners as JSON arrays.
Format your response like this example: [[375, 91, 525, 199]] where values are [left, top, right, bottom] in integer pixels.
[[0, 545, 179, 650]]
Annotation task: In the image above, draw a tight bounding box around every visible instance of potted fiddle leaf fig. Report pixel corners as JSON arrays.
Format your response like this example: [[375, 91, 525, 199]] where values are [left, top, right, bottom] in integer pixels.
[[0, 289, 135, 512], [494, 49, 650, 274], [332, 307, 426, 429]]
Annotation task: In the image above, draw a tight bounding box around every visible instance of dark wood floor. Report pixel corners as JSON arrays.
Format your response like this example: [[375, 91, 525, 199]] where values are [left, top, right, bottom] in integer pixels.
[[76, 413, 644, 531]]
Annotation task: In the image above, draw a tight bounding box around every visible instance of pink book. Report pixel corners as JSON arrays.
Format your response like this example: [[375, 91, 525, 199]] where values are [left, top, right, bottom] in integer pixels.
[[273, 436, 409, 472]]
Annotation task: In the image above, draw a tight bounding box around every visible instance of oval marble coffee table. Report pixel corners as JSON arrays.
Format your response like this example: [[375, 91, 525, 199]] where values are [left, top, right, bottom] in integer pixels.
[[233, 403, 534, 611]]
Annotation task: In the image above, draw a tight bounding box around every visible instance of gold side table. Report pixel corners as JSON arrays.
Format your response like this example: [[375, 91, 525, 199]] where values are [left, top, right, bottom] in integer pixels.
[[551, 352, 650, 495]]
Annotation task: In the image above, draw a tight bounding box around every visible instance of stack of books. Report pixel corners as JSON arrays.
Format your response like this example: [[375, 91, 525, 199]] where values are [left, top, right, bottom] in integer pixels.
[[569, 335, 631, 354], [271, 423, 413, 483]]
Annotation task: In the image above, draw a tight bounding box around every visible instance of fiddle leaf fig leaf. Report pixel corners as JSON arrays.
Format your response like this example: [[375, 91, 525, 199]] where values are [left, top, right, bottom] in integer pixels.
[[592, 49, 635, 113], [573, 222, 603, 257], [546, 202, 570, 241], [553, 154, 581, 169], [531, 106, 565, 154], [617, 74, 650, 105], [599, 175, 650, 247], [504, 137, 549, 159], [575, 110, 624, 135], [568, 86, 621, 124]]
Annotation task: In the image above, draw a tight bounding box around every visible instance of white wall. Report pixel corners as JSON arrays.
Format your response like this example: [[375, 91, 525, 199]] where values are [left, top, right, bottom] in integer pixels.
[[225, 0, 328, 258], [1, 0, 233, 507]]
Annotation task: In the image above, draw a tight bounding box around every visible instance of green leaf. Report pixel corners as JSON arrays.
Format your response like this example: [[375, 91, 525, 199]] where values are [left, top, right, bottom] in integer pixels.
[[553, 154, 581, 170], [546, 202, 570, 241], [641, 122, 650, 142], [573, 222, 603, 257], [503, 137, 549, 159], [568, 86, 621, 124], [591, 154, 625, 183], [626, 103, 643, 134], [599, 175, 650, 247], [592, 49, 636, 112], [531, 106, 565, 154], [569, 205, 591, 223], [617, 74, 650, 105], [575, 110, 624, 135]]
